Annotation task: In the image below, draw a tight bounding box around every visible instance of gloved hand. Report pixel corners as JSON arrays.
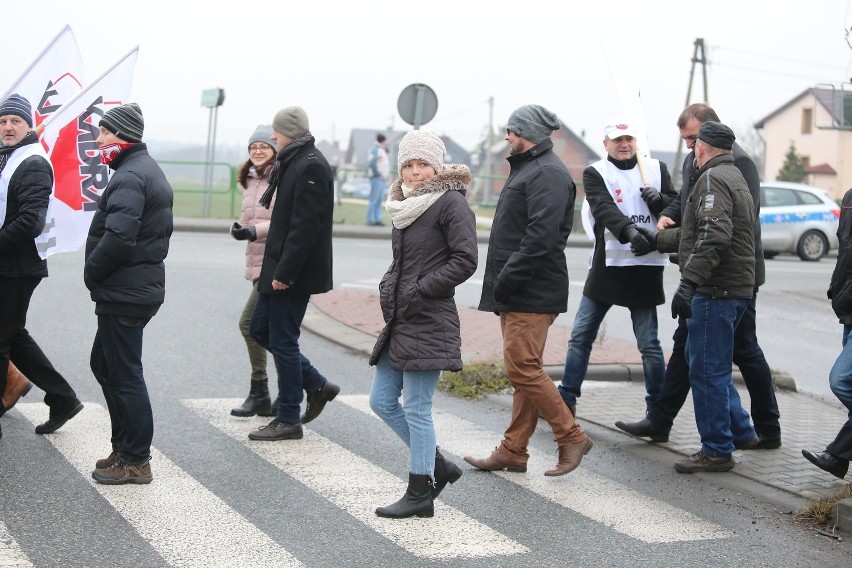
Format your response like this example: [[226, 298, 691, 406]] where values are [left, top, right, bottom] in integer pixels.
[[640, 186, 664, 213], [632, 226, 658, 256], [671, 279, 697, 319], [624, 224, 653, 256], [230, 222, 257, 241]]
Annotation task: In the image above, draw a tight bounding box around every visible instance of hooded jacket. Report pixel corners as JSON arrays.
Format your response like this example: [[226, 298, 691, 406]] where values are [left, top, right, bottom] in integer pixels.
[[84, 144, 174, 318], [369, 165, 477, 372], [478, 138, 575, 314]]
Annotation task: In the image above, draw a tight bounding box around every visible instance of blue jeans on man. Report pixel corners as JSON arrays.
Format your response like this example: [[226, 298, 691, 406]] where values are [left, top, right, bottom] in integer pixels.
[[369, 347, 440, 476], [250, 291, 327, 425], [686, 293, 757, 457], [825, 325, 852, 460], [90, 314, 152, 464], [558, 295, 665, 410], [367, 177, 386, 225]]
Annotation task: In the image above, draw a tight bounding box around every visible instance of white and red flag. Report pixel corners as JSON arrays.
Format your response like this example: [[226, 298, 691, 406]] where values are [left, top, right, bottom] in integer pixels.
[[36, 46, 139, 258]]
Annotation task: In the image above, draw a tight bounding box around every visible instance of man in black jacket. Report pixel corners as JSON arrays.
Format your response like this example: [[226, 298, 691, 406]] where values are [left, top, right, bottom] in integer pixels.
[[616, 104, 781, 449], [802, 187, 852, 480], [0, 94, 83, 439], [247, 106, 339, 442], [465, 104, 592, 477], [558, 117, 676, 416], [86, 103, 173, 484]]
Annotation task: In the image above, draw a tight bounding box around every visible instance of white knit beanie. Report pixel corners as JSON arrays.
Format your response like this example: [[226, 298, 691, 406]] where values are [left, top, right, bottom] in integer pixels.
[[397, 130, 446, 175]]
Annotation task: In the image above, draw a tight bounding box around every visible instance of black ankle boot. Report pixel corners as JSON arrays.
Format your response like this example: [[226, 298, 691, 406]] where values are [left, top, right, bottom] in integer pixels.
[[375, 473, 434, 518], [433, 449, 462, 498], [231, 381, 273, 417]]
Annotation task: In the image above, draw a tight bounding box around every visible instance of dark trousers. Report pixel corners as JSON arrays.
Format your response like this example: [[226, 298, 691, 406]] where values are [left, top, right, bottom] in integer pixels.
[[0, 277, 78, 414], [648, 294, 781, 439], [90, 314, 153, 463], [250, 292, 326, 425]]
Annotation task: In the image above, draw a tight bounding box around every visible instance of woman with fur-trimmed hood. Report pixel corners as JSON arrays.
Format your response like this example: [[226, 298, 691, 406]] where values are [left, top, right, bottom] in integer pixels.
[[368, 129, 477, 519]]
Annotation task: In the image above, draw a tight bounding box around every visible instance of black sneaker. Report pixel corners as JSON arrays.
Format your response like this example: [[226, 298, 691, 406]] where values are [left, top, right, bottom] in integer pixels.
[[248, 419, 303, 441], [35, 401, 84, 434]]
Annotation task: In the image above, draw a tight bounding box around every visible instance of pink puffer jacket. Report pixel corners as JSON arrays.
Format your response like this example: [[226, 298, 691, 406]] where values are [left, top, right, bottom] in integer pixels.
[[238, 164, 275, 281]]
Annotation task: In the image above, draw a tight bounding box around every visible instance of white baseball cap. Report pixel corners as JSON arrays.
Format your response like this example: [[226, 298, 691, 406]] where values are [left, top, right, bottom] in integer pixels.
[[604, 117, 637, 140]]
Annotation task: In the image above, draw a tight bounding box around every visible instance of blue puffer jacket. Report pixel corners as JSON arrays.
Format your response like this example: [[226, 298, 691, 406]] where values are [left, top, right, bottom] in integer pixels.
[[84, 144, 173, 317]]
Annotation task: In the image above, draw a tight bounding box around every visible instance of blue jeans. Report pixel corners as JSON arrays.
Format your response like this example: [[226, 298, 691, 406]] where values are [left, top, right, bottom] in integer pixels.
[[90, 314, 153, 464], [250, 292, 327, 424], [558, 295, 665, 409], [686, 293, 756, 457], [367, 177, 386, 224], [826, 325, 852, 460], [369, 347, 440, 477]]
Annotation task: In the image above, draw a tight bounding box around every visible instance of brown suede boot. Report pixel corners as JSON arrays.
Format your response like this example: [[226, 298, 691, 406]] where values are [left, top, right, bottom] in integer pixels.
[[464, 447, 528, 473], [3, 363, 34, 411], [544, 436, 593, 477]]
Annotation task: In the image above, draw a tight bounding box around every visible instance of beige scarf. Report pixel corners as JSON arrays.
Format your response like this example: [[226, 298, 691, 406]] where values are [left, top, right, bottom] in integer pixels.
[[384, 164, 473, 230]]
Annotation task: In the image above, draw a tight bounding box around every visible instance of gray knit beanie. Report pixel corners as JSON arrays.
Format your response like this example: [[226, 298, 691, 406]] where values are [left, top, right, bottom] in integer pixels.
[[272, 106, 309, 138], [0, 93, 33, 127], [397, 130, 446, 174], [506, 104, 560, 144], [99, 102, 144, 142], [248, 124, 275, 150]]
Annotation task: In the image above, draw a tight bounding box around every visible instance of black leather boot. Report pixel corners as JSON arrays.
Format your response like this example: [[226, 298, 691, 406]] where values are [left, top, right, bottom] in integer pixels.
[[231, 381, 273, 417], [375, 473, 434, 518], [432, 449, 462, 498]]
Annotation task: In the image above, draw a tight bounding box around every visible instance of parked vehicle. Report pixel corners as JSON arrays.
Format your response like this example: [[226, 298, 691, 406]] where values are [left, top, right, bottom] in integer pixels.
[[760, 181, 840, 261]]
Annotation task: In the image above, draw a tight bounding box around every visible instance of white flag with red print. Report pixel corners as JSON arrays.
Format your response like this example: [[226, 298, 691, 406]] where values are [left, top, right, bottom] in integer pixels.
[[37, 46, 139, 258]]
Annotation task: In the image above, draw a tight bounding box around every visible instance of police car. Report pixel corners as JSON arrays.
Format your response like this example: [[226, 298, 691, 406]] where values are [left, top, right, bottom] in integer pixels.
[[760, 181, 840, 261]]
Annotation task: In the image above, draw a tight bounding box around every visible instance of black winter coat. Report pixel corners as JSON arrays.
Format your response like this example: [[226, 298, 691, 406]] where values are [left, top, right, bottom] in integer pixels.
[[85, 144, 173, 318], [662, 142, 765, 288], [258, 140, 333, 296], [370, 166, 477, 372], [583, 156, 676, 307], [829, 188, 852, 324], [479, 138, 574, 314], [0, 143, 52, 279]]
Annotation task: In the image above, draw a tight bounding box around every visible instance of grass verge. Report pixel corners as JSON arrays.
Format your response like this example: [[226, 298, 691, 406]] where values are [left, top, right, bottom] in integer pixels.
[[796, 484, 852, 528], [439, 362, 511, 399]]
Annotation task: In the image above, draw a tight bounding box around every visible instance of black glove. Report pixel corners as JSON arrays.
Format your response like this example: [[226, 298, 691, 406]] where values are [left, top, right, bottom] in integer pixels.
[[632, 226, 658, 256], [671, 279, 697, 320], [230, 222, 257, 241], [640, 186, 664, 214], [624, 225, 653, 256]]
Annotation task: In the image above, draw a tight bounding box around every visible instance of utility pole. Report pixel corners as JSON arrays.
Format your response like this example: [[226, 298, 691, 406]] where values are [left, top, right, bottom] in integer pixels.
[[673, 38, 708, 189], [482, 96, 494, 204]]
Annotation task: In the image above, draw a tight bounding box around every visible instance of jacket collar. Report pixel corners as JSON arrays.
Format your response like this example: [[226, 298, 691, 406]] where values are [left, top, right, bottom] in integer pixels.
[[109, 143, 147, 170], [507, 137, 553, 165], [695, 152, 734, 178]]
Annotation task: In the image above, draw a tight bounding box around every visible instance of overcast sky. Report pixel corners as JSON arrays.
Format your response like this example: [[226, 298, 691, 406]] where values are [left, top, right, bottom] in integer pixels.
[[6, 0, 852, 158]]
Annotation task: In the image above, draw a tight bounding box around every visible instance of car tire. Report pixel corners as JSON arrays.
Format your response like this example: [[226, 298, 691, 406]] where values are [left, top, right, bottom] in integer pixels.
[[797, 230, 829, 261], [763, 251, 778, 260]]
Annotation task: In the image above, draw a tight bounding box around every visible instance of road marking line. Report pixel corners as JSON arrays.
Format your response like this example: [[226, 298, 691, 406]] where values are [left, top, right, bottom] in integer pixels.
[[16, 403, 303, 568], [184, 398, 527, 560], [338, 394, 732, 543], [0, 520, 34, 568]]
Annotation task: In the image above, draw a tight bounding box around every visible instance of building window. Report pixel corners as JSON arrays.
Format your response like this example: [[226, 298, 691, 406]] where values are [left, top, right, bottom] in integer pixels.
[[801, 155, 810, 169], [802, 108, 813, 134]]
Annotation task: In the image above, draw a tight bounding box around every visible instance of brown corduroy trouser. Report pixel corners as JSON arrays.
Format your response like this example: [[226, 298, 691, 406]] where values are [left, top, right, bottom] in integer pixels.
[[498, 312, 587, 459]]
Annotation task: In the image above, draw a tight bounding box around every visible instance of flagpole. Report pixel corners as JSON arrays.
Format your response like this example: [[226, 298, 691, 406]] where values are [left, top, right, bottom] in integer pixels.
[[0, 25, 76, 102], [38, 46, 139, 133]]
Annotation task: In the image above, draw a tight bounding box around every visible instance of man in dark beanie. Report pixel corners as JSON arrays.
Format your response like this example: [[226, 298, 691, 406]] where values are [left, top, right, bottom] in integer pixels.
[[465, 104, 593, 477], [0, 93, 83, 439], [86, 102, 173, 484], [248, 105, 339, 441], [652, 120, 758, 473]]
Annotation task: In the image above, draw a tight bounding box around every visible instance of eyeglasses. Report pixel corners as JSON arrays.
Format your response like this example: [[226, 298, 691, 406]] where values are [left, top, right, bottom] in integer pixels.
[[249, 144, 272, 152]]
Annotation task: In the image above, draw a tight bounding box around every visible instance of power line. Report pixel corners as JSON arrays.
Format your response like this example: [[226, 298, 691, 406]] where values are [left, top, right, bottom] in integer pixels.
[[711, 45, 848, 72], [711, 61, 841, 82]]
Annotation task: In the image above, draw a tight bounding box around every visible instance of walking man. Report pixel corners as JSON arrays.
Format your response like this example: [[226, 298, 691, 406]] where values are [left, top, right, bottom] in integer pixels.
[[464, 104, 592, 476], [86, 103, 173, 484], [367, 133, 390, 226], [248, 106, 340, 441]]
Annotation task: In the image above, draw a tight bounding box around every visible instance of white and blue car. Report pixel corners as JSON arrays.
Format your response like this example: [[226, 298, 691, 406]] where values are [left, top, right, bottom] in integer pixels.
[[760, 181, 840, 261]]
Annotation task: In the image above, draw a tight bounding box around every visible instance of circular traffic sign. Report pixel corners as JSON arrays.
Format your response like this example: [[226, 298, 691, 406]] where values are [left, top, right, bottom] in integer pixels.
[[397, 83, 438, 127]]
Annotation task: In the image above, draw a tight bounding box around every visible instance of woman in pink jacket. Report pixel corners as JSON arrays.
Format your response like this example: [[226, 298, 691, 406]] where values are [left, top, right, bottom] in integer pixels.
[[230, 125, 277, 416]]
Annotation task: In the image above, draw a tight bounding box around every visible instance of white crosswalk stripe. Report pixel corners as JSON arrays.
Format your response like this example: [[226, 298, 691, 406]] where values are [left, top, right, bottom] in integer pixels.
[[183, 398, 528, 560], [16, 402, 303, 568], [337, 394, 733, 544], [0, 520, 34, 568]]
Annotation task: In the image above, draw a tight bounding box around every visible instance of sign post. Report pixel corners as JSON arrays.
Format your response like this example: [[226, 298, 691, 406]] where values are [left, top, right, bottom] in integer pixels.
[[201, 87, 225, 217], [397, 83, 438, 129]]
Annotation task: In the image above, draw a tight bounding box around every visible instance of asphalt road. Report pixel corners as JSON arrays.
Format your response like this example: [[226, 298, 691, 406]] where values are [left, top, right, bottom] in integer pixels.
[[0, 232, 847, 567]]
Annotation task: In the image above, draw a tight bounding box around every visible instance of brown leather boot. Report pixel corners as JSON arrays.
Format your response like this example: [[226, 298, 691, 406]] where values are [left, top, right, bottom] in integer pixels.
[[464, 447, 527, 472], [3, 363, 34, 411], [544, 436, 593, 477]]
